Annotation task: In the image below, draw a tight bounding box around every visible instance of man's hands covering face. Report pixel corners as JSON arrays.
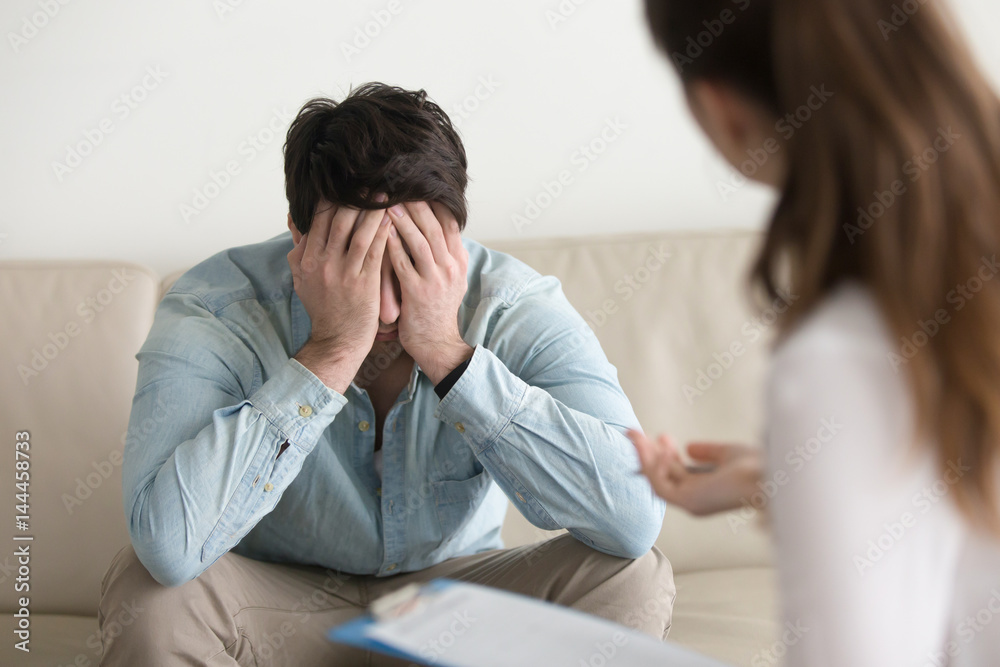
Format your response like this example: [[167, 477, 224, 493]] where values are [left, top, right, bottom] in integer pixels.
[[287, 199, 392, 394], [385, 201, 473, 385], [288, 198, 472, 394]]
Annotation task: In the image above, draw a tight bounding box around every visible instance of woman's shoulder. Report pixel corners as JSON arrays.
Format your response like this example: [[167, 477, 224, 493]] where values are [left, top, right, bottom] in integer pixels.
[[772, 280, 897, 373], [765, 281, 914, 441]]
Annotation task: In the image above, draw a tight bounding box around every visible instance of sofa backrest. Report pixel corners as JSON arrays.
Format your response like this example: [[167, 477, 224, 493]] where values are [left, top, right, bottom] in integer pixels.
[[0, 229, 772, 616], [0, 261, 159, 615]]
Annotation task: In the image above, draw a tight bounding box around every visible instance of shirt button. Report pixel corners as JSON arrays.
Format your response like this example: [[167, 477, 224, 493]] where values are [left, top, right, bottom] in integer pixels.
[[385, 563, 397, 572], [252, 475, 260, 487], [516, 492, 526, 503], [298, 405, 313, 418], [264, 483, 274, 492], [455, 422, 465, 434], [359, 420, 370, 432]]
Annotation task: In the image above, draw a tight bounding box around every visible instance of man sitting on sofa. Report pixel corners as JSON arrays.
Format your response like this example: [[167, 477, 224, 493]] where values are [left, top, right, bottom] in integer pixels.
[[99, 82, 673, 666]]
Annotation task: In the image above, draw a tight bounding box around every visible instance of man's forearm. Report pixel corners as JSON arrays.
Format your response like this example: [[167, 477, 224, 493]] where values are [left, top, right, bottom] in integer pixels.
[[293, 338, 361, 395], [421, 341, 475, 386], [125, 358, 347, 586], [434, 345, 665, 558]]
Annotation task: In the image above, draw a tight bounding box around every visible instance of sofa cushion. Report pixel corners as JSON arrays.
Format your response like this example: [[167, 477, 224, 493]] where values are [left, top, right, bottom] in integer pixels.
[[0, 614, 102, 666], [668, 567, 781, 667]]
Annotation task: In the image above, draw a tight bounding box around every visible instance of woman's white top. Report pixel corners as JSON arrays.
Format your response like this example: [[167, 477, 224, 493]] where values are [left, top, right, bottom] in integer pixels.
[[765, 281, 1000, 666]]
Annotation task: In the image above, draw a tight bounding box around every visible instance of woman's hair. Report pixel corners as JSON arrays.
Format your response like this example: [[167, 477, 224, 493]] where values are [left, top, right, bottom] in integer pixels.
[[646, 0, 1000, 534], [283, 82, 469, 234]]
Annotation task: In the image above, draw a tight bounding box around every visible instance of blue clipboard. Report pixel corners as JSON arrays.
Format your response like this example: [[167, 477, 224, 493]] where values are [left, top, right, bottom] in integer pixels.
[[328, 579, 460, 666], [328, 614, 428, 662], [328, 578, 730, 667]]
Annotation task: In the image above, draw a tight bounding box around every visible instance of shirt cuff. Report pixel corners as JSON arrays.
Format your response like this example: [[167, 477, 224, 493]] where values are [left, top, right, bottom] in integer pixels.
[[248, 357, 348, 449], [434, 358, 472, 399], [433, 344, 528, 452]]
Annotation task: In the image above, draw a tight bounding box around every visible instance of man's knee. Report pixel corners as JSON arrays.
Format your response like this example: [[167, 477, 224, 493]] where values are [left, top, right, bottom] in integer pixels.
[[98, 544, 234, 658], [583, 543, 674, 636], [99, 545, 166, 657], [552, 534, 674, 589], [617, 547, 676, 639], [539, 536, 675, 639]]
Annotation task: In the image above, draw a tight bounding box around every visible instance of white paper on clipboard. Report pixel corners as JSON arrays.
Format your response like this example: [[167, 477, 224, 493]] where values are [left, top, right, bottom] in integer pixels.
[[345, 579, 733, 667]]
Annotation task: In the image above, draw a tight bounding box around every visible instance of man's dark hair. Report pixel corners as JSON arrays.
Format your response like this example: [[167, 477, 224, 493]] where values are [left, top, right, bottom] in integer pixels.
[[283, 82, 469, 234]]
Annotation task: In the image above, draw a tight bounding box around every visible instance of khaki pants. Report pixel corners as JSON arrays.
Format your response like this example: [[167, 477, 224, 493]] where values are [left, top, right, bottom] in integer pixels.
[[98, 535, 675, 666]]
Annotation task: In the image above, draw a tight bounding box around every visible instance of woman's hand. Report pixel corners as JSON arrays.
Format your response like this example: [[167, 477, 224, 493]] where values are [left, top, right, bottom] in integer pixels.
[[627, 430, 763, 517]]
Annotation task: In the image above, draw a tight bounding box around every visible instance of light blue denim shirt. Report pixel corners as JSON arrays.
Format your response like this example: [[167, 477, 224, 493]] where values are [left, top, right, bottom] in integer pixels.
[[123, 231, 666, 586]]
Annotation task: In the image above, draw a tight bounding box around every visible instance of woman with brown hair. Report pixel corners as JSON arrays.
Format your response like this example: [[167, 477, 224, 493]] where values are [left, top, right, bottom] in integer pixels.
[[629, 0, 1000, 663]]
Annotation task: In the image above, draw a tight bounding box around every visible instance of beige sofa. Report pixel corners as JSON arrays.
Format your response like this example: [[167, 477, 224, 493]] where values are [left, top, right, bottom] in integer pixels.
[[0, 229, 779, 666]]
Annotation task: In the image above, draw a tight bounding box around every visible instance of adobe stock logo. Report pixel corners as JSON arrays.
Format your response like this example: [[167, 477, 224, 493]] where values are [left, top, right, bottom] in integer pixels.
[[878, 0, 930, 41], [179, 107, 294, 224], [213, 0, 248, 20], [843, 126, 960, 244], [512, 117, 628, 232], [669, 0, 752, 73], [853, 458, 971, 576], [51, 66, 170, 182], [449, 76, 501, 130], [7, 0, 75, 54], [682, 290, 799, 404], [545, 0, 592, 31], [340, 0, 407, 63]]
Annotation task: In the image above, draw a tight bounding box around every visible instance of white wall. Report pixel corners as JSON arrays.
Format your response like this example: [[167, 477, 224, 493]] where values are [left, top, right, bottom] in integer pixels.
[[2, 0, 999, 276]]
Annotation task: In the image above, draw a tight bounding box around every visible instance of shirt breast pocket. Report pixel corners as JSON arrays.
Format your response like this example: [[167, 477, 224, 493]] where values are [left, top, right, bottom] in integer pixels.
[[432, 471, 493, 545]]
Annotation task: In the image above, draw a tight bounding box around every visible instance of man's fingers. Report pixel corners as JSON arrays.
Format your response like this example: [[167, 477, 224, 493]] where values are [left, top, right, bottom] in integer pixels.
[[429, 201, 464, 256], [300, 202, 334, 272], [406, 201, 449, 263], [287, 230, 306, 270], [301, 202, 342, 274], [386, 224, 416, 280], [306, 201, 337, 250], [348, 207, 390, 274], [327, 206, 365, 255], [362, 215, 392, 274], [387, 204, 434, 273]]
